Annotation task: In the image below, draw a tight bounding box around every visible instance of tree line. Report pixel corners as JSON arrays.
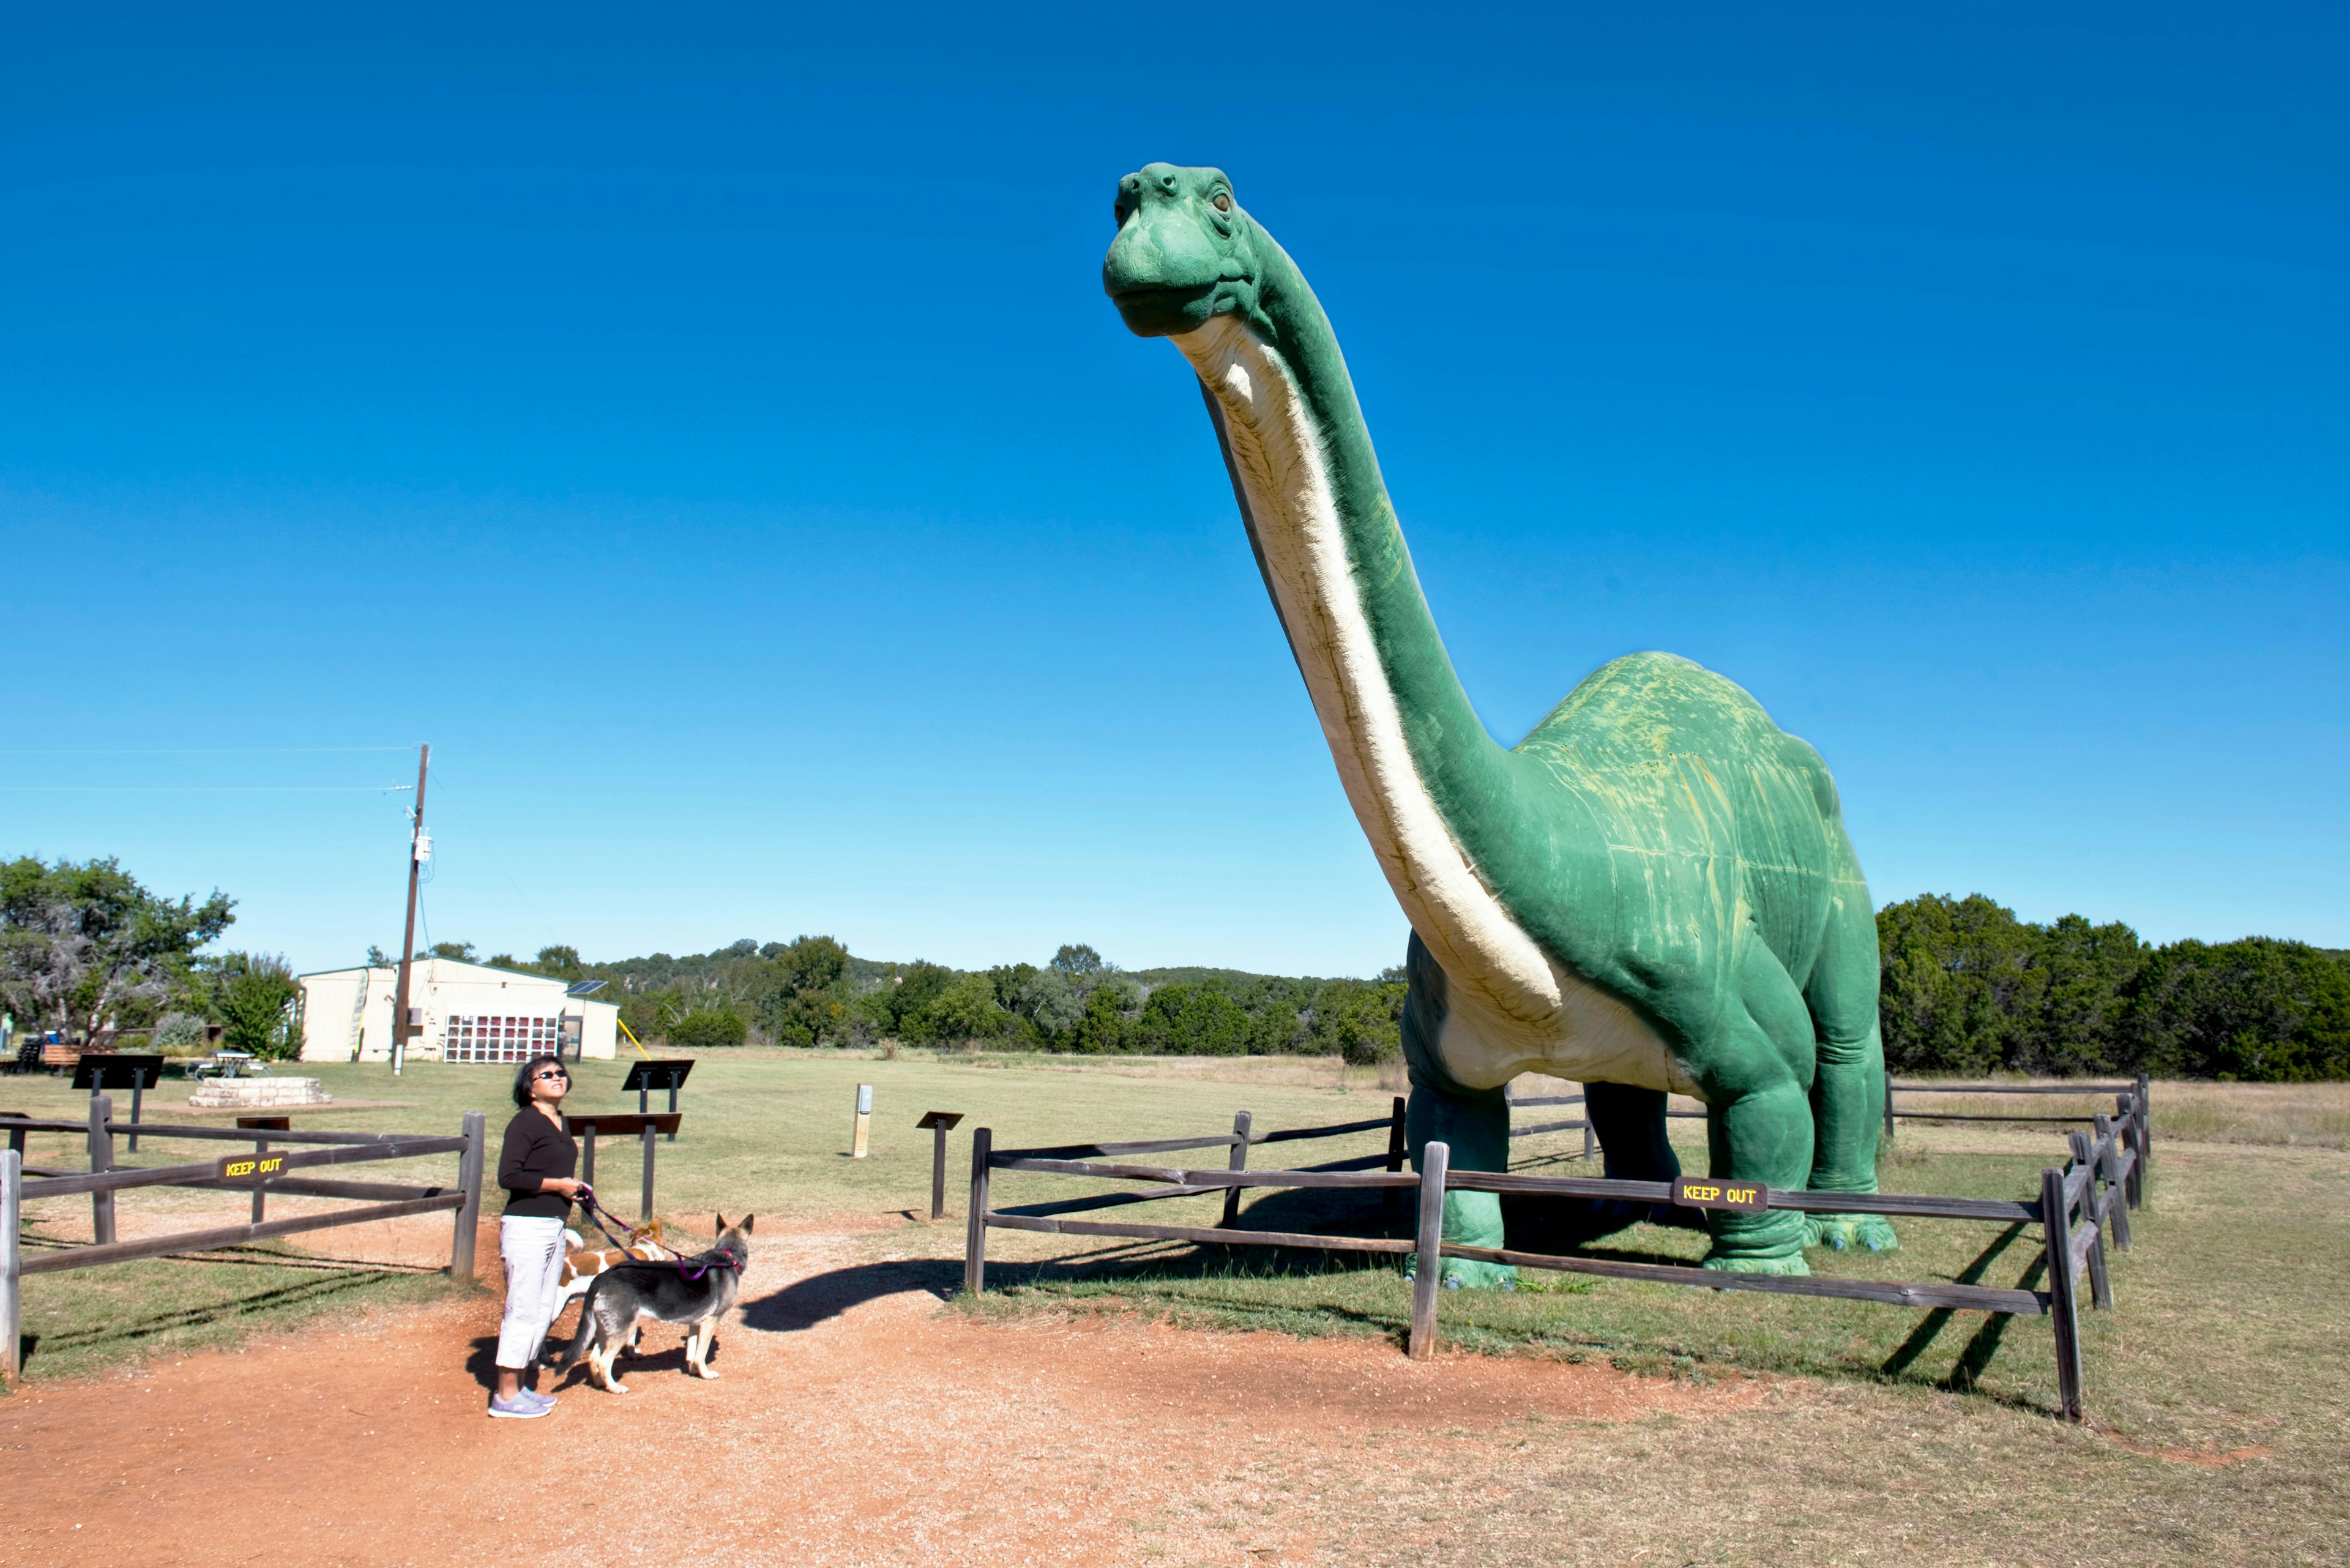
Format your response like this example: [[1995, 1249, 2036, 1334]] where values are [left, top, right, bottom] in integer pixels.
[[1877, 894, 2349, 1081], [6, 854, 2345, 1080], [507, 938, 1412, 1062]]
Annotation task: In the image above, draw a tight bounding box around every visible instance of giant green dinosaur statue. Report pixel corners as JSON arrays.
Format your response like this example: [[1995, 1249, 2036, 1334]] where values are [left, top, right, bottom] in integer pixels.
[[1103, 164, 1893, 1277]]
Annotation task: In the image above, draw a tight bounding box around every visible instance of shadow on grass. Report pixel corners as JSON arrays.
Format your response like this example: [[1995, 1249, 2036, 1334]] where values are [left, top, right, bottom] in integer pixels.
[[20, 1268, 408, 1372], [1880, 1223, 2032, 1389]]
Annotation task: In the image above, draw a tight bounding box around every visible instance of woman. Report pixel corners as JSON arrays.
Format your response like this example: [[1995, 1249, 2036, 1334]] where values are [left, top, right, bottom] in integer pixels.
[[489, 1052, 587, 1419]]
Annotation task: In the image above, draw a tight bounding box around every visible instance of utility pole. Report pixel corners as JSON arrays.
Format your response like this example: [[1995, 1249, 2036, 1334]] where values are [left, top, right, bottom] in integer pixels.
[[390, 743, 430, 1077]]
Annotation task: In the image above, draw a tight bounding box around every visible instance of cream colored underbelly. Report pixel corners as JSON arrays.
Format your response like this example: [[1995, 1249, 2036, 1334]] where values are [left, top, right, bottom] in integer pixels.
[[1433, 960, 1701, 1100]]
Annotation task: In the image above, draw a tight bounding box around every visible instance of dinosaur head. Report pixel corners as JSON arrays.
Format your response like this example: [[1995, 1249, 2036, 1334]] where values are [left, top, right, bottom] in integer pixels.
[[1103, 163, 1261, 337]]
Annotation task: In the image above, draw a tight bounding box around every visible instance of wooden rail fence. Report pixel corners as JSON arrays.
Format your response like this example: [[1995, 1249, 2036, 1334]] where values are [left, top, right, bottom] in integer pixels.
[[962, 1084, 2151, 1422], [2, 1096, 486, 1380]]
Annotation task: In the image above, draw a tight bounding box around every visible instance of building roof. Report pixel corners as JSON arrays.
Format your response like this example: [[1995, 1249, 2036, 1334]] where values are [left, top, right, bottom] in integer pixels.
[[298, 957, 594, 988]]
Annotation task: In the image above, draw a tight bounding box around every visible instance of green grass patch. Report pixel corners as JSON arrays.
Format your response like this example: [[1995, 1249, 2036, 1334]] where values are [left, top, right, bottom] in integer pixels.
[[13, 1244, 461, 1384]]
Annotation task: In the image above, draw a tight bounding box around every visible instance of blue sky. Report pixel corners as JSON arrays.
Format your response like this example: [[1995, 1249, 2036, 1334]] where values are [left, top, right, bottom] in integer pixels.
[[3, 4, 2343, 975]]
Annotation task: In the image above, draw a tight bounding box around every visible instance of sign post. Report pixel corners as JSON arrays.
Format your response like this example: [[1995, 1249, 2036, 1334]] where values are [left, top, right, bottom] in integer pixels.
[[71, 1056, 162, 1154], [851, 1084, 873, 1159], [915, 1111, 964, 1219], [564, 1112, 682, 1224]]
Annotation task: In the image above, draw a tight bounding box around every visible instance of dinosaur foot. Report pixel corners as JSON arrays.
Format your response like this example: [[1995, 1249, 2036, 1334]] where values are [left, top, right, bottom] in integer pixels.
[[1805, 1213, 1900, 1253], [1404, 1256, 1518, 1290], [1699, 1249, 1810, 1277]]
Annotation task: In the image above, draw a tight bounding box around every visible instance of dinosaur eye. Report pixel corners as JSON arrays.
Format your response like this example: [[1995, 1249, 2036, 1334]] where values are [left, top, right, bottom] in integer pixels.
[[1212, 192, 1231, 212]]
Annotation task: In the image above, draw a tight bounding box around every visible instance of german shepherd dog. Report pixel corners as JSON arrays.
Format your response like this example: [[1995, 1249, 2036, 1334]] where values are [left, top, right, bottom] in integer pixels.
[[553, 1214, 752, 1394]]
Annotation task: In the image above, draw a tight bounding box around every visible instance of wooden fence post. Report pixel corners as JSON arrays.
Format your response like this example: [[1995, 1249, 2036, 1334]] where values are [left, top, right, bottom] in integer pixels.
[[2094, 1112, 2132, 1253], [86, 1094, 115, 1247], [2133, 1074, 2152, 1208], [1409, 1140, 1450, 1361], [1220, 1111, 1251, 1228], [127, 1066, 147, 1154], [1882, 1066, 1896, 1142], [2, 1148, 20, 1383], [1384, 1096, 1407, 1222], [2068, 1132, 2111, 1309], [963, 1126, 991, 1296], [449, 1111, 485, 1281], [2040, 1165, 2084, 1422]]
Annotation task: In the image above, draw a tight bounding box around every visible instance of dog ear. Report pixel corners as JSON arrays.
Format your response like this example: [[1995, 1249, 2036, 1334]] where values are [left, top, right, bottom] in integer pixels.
[[715, 1213, 728, 1234], [741, 1214, 755, 1235]]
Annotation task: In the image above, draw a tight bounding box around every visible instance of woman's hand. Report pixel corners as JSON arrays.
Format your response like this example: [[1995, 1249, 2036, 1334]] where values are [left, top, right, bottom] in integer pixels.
[[542, 1178, 588, 1199]]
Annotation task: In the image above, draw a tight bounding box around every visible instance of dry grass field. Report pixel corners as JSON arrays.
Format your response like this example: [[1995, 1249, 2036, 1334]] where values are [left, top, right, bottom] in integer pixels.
[[6, 1051, 2346, 1564]]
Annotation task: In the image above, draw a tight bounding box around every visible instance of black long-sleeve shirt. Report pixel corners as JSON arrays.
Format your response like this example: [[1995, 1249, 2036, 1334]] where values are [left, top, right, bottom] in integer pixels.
[[498, 1108, 578, 1220]]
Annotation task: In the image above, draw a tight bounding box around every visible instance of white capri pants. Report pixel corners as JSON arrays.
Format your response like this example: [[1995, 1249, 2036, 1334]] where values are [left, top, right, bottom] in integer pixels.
[[496, 1215, 570, 1371]]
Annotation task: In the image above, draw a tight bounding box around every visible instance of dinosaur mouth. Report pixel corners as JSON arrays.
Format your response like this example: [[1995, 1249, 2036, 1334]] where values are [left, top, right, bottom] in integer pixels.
[[1106, 281, 1220, 305], [1106, 280, 1246, 337]]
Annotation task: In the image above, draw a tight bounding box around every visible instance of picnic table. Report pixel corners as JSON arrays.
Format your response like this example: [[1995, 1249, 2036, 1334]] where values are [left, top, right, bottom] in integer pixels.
[[185, 1051, 273, 1081]]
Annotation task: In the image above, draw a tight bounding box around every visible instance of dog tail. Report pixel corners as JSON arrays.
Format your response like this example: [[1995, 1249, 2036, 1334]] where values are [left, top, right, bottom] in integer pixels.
[[550, 1276, 606, 1371]]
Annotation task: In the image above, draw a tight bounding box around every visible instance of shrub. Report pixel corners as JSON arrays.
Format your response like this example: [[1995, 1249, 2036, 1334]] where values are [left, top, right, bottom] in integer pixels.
[[669, 1007, 748, 1048], [152, 1012, 209, 1051]]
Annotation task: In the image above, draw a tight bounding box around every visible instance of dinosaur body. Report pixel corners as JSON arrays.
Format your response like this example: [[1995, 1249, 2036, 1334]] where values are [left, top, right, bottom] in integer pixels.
[[1104, 164, 1892, 1274]]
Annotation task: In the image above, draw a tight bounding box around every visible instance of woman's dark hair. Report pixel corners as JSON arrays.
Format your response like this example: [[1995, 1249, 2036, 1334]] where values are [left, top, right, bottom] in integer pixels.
[[512, 1053, 570, 1110]]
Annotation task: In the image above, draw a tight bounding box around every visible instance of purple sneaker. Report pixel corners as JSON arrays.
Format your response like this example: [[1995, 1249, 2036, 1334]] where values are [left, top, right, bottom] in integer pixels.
[[487, 1392, 551, 1419]]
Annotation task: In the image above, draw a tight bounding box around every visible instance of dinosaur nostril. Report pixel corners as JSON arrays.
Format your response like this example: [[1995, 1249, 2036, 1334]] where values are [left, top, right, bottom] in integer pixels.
[[1160, 175, 1177, 191]]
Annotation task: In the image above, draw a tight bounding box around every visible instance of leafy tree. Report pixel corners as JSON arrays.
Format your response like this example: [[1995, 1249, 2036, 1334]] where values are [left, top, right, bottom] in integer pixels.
[[1018, 967, 1084, 1040], [670, 1007, 749, 1047], [1069, 985, 1130, 1055], [534, 944, 583, 976], [212, 952, 302, 1060], [429, 941, 477, 962], [0, 856, 235, 1042], [884, 960, 954, 1038], [1131, 982, 1251, 1056], [1051, 943, 1105, 978], [754, 935, 852, 1045], [987, 961, 1039, 1010], [907, 971, 1006, 1047]]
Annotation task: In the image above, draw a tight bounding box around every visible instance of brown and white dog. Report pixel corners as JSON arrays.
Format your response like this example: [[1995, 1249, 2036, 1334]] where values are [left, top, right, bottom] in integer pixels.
[[557, 1219, 674, 1311]]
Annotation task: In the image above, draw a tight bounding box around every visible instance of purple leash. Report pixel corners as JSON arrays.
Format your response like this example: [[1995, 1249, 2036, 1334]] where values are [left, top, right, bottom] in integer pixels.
[[575, 1188, 741, 1282]]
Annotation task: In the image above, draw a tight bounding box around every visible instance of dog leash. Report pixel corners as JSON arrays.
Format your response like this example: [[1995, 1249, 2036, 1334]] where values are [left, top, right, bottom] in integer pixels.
[[574, 1188, 741, 1282]]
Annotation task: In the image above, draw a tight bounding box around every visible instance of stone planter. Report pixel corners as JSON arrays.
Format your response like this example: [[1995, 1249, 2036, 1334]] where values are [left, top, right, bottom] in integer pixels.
[[186, 1077, 335, 1109]]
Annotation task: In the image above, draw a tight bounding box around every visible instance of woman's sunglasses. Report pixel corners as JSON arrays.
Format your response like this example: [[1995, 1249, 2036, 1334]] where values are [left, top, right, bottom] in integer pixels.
[[533, 1069, 570, 1082]]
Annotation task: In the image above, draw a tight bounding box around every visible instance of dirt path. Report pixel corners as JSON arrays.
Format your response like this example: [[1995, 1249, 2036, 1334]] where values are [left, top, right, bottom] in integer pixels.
[[3, 1219, 1760, 1567]]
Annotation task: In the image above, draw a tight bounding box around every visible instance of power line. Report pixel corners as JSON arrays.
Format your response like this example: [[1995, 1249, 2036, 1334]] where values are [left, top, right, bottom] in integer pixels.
[[0, 745, 417, 756], [0, 785, 412, 794]]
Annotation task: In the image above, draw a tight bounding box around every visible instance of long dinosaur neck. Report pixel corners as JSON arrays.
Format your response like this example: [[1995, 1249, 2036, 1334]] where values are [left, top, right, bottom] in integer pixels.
[[1173, 239, 1563, 1027]]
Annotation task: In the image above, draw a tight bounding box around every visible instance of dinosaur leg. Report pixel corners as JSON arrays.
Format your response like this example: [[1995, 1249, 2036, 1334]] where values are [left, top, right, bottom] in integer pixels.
[[1587, 1082, 1698, 1231], [1802, 887, 1896, 1253], [1404, 1076, 1512, 1288], [1691, 938, 1818, 1274], [1498, 1081, 1695, 1250], [1399, 933, 1513, 1288]]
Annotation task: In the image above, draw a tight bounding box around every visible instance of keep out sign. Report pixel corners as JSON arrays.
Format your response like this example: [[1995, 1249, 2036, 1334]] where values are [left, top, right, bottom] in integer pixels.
[[218, 1151, 291, 1181], [1673, 1176, 1769, 1211]]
